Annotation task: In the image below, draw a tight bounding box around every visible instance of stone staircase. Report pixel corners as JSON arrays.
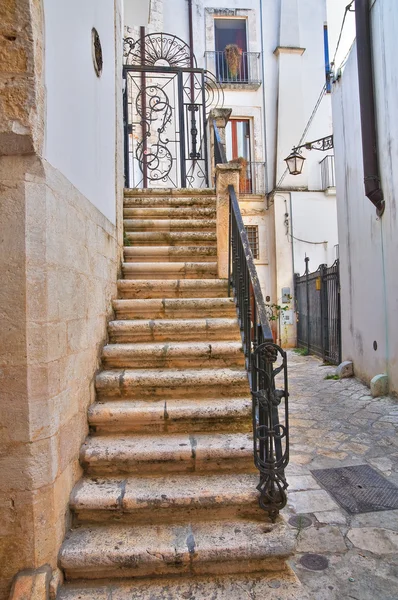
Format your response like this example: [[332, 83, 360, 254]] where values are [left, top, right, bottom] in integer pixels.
[[57, 189, 296, 599]]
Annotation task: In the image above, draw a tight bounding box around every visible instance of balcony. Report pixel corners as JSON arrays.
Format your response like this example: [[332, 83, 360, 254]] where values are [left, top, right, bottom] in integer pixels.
[[205, 51, 261, 89], [238, 162, 266, 195], [320, 155, 336, 193]]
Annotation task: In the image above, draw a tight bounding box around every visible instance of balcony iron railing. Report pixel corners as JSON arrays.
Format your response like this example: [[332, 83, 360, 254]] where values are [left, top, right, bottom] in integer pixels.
[[320, 155, 335, 190], [213, 121, 289, 522], [238, 161, 266, 195], [205, 51, 261, 86]]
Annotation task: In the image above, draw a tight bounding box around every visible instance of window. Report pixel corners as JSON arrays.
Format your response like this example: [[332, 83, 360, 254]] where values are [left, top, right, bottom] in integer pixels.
[[214, 19, 247, 53], [245, 225, 259, 259], [214, 19, 248, 83], [226, 119, 253, 193]]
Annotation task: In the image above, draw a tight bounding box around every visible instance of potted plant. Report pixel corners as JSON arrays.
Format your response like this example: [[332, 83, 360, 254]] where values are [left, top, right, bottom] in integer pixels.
[[224, 44, 242, 79]]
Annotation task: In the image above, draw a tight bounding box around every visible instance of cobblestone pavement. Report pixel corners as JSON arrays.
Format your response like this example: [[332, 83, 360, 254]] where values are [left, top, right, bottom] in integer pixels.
[[283, 351, 398, 600]]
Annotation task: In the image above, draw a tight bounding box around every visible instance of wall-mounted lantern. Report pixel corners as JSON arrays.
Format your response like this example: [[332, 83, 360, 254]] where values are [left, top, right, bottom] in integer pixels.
[[285, 135, 334, 176], [284, 150, 306, 176]]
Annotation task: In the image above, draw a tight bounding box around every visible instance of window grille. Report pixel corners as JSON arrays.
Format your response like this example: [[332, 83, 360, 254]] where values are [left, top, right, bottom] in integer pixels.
[[245, 225, 259, 259]]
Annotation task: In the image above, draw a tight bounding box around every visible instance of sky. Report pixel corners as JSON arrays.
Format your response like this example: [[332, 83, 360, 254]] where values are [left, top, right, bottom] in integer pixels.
[[326, 0, 357, 71]]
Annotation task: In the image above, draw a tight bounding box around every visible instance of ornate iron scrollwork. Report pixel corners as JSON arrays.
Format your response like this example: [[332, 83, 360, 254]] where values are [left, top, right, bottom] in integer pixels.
[[123, 32, 224, 188], [252, 342, 289, 522], [124, 33, 196, 68], [135, 82, 175, 183]]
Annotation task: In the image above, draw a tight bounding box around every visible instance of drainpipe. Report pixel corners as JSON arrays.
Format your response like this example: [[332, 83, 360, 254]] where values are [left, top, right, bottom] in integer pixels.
[[187, 0, 194, 69], [355, 0, 385, 216], [259, 0, 269, 194]]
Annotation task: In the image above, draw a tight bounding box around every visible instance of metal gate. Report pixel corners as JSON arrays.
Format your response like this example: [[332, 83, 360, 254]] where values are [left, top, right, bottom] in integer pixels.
[[294, 258, 342, 364], [123, 33, 223, 189]]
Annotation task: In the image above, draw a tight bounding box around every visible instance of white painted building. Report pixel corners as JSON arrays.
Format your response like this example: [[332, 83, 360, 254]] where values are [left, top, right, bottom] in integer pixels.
[[124, 0, 339, 345], [332, 0, 398, 394]]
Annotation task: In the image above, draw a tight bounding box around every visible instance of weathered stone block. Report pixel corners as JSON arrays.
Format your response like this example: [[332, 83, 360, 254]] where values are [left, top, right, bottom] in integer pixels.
[[8, 566, 52, 600], [336, 360, 354, 379], [370, 373, 388, 398]]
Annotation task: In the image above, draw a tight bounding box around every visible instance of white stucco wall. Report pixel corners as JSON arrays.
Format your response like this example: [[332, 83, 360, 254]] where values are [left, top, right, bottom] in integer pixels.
[[332, 0, 398, 392], [43, 0, 118, 223]]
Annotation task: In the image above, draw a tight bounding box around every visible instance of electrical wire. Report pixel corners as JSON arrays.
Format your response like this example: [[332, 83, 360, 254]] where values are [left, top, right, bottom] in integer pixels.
[[336, 38, 356, 72], [283, 198, 327, 246], [275, 83, 327, 190], [331, 0, 355, 69]]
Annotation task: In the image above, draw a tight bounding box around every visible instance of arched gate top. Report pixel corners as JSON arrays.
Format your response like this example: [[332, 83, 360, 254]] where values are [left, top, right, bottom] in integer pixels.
[[124, 32, 197, 68]]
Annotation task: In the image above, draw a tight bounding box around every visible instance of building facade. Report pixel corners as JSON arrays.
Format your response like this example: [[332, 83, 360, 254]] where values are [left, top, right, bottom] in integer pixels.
[[0, 1, 124, 596], [124, 0, 338, 345], [332, 0, 398, 393]]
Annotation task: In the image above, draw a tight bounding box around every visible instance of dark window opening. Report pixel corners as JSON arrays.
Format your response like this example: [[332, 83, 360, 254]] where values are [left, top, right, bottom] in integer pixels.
[[214, 19, 248, 82]]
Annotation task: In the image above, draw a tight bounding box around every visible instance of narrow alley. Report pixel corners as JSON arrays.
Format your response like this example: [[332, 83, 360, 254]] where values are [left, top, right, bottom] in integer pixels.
[[286, 351, 398, 600]]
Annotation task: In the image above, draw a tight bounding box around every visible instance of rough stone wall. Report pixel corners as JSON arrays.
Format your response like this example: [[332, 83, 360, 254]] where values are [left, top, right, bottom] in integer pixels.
[[0, 156, 118, 598], [0, 0, 45, 155]]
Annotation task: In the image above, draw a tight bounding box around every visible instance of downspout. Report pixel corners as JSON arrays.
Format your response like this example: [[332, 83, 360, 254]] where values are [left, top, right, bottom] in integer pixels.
[[259, 0, 269, 194], [355, 0, 385, 216], [187, 0, 194, 69]]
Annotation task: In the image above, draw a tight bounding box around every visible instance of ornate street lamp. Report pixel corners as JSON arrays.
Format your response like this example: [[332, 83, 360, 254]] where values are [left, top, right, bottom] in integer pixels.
[[284, 150, 306, 176], [285, 135, 334, 176]]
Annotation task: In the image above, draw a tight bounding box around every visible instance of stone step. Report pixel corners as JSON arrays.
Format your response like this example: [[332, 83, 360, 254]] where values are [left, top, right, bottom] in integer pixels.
[[59, 519, 294, 581], [124, 195, 216, 208], [95, 368, 249, 400], [116, 279, 227, 299], [123, 246, 217, 262], [124, 187, 216, 197], [124, 231, 217, 246], [123, 207, 216, 220], [122, 262, 218, 280], [70, 472, 259, 524], [80, 431, 254, 476], [108, 318, 240, 343], [102, 341, 244, 369], [88, 397, 251, 434], [123, 218, 216, 232], [58, 570, 306, 600], [113, 298, 236, 320]]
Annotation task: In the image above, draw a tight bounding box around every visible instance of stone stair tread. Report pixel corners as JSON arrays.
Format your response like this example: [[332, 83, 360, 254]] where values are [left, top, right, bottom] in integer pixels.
[[122, 262, 218, 280], [80, 431, 254, 475], [123, 207, 216, 219], [59, 519, 294, 580], [102, 341, 244, 368], [113, 297, 236, 319], [116, 279, 227, 299], [123, 218, 216, 232], [58, 571, 307, 600], [88, 397, 251, 433], [108, 317, 240, 342], [124, 187, 216, 196], [123, 246, 217, 262], [95, 367, 249, 396], [124, 231, 217, 246], [70, 472, 259, 514]]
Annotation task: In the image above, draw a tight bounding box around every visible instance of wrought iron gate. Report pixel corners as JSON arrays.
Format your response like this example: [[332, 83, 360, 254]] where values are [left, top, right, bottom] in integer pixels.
[[123, 33, 223, 189], [294, 258, 342, 364]]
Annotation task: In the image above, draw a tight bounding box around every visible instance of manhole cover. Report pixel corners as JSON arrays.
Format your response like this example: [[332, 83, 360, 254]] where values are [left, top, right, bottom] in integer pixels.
[[288, 515, 312, 529], [311, 464, 398, 514], [299, 553, 329, 571]]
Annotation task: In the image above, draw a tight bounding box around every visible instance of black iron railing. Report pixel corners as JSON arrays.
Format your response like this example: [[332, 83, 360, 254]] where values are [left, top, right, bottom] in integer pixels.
[[295, 257, 341, 365], [205, 51, 261, 85], [214, 122, 289, 521]]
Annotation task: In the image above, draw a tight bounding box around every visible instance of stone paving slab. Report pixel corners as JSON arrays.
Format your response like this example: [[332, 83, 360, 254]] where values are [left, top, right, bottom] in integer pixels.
[[283, 351, 398, 600]]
